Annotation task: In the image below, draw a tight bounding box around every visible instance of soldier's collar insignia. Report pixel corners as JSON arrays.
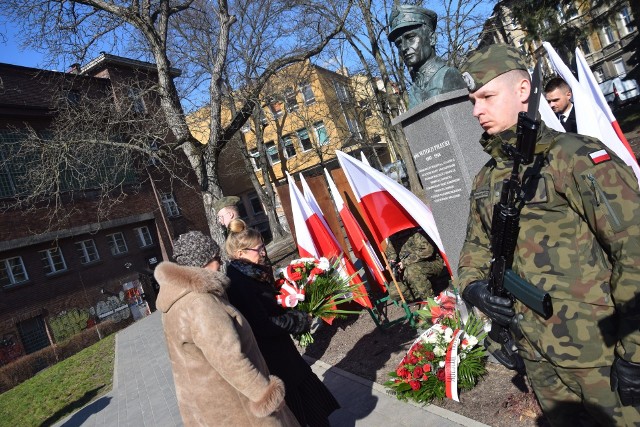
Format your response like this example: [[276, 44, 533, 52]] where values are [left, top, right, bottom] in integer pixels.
[[589, 149, 611, 165]]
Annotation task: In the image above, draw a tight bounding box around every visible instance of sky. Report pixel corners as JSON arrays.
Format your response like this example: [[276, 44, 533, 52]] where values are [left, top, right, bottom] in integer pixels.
[[1, 20, 49, 69]]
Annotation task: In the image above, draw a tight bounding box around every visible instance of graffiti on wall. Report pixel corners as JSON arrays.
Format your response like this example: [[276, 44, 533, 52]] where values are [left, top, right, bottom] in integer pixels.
[[93, 295, 131, 323], [0, 333, 25, 366], [49, 308, 91, 343]]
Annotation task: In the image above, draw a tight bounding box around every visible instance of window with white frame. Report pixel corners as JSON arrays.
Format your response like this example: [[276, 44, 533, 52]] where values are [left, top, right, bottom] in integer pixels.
[[75, 239, 100, 264], [300, 83, 316, 105], [285, 89, 299, 112], [265, 141, 280, 164], [269, 101, 284, 118], [0, 256, 29, 286], [333, 80, 350, 103], [248, 149, 260, 170], [107, 232, 128, 255], [161, 193, 180, 217], [345, 116, 362, 139], [603, 25, 616, 45], [249, 192, 264, 214], [594, 68, 604, 83], [620, 7, 634, 33], [313, 122, 329, 146], [134, 226, 153, 248], [40, 248, 67, 275], [613, 58, 626, 77], [297, 128, 313, 151], [282, 135, 296, 158]]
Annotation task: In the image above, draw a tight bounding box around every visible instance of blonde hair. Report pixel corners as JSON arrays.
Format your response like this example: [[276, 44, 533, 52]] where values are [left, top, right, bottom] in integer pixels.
[[225, 219, 263, 259]]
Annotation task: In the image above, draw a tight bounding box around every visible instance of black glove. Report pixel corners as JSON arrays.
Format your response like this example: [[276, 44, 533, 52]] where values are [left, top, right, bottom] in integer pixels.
[[270, 310, 311, 335], [462, 280, 515, 327], [611, 355, 640, 406]]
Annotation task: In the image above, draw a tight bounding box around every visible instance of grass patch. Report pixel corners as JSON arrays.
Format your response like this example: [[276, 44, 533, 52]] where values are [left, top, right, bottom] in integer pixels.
[[0, 334, 115, 427]]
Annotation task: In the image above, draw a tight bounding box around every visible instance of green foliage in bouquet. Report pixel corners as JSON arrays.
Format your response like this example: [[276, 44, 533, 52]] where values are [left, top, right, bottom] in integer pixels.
[[275, 257, 363, 346], [384, 292, 488, 404]]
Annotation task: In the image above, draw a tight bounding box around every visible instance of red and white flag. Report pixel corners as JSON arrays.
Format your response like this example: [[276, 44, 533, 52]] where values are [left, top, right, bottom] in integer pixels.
[[298, 173, 372, 308], [335, 150, 450, 275], [324, 168, 387, 292], [574, 47, 634, 155], [287, 172, 320, 259], [543, 42, 640, 187]]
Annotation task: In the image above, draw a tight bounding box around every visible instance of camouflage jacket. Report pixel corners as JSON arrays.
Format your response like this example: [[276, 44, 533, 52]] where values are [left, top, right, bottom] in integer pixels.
[[457, 123, 640, 368], [384, 228, 444, 280]]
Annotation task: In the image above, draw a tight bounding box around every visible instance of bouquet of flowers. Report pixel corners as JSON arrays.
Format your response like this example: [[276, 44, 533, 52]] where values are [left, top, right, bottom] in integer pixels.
[[274, 257, 363, 347], [384, 291, 487, 403]]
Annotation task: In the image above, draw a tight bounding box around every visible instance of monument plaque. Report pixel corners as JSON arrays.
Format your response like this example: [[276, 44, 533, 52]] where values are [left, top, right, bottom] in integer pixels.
[[392, 88, 489, 276]]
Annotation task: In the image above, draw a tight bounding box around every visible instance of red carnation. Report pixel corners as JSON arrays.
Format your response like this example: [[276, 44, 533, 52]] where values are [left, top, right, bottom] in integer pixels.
[[408, 355, 419, 365], [409, 380, 421, 391], [423, 364, 431, 372], [436, 368, 446, 382], [422, 374, 429, 380], [425, 351, 435, 361], [396, 367, 409, 378], [413, 366, 424, 378]]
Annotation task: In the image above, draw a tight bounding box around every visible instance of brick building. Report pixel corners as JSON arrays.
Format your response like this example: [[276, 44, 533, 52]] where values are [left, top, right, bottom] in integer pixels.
[[0, 55, 209, 364]]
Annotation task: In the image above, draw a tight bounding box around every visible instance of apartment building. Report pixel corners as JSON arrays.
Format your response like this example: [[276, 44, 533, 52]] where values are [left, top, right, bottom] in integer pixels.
[[0, 55, 209, 364]]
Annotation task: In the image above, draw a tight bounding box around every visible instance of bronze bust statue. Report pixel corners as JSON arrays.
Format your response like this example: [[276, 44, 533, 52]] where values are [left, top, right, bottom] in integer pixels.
[[389, 5, 467, 108]]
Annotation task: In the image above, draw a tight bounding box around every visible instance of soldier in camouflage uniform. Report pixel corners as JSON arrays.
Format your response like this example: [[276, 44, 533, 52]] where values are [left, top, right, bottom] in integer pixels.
[[384, 227, 447, 302], [457, 44, 640, 425]]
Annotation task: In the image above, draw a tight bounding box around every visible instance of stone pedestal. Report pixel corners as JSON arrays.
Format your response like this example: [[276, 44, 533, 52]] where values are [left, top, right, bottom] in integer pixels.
[[392, 89, 489, 276]]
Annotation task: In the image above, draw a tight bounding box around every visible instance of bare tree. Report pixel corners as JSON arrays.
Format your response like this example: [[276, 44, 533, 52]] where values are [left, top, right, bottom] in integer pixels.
[[3, 0, 351, 248]]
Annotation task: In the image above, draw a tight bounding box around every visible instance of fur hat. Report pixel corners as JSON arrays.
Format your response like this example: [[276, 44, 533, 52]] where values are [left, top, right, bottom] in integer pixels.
[[460, 44, 529, 93], [172, 231, 220, 268]]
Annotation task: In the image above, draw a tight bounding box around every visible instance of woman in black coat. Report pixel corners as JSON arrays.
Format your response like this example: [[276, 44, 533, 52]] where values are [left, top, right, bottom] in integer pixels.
[[225, 219, 339, 427]]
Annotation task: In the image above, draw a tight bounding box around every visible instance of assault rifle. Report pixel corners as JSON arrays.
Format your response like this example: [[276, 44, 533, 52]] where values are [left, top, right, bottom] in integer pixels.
[[486, 62, 553, 370]]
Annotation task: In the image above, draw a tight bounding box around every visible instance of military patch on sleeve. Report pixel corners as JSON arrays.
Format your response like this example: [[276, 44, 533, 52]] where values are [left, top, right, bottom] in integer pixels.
[[588, 149, 611, 165]]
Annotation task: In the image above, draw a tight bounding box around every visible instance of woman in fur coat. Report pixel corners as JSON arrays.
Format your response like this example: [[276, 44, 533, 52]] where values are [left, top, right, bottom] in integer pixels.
[[155, 231, 298, 427], [225, 220, 340, 427]]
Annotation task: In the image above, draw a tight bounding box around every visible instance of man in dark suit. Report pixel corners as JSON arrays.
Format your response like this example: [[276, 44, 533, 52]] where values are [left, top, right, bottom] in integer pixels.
[[544, 77, 577, 133]]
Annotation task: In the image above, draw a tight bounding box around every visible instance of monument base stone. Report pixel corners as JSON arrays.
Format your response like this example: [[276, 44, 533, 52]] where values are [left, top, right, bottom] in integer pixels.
[[392, 89, 489, 276]]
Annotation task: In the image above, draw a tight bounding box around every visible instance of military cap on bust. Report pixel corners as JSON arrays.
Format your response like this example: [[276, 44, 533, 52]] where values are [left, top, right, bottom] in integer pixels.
[[460, 44, 529, 93], [212, 195, 240, 213], [388, 4, 437, 42]]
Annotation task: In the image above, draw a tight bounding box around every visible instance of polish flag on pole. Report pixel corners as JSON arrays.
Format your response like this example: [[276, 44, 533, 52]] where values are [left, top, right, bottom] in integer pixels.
[[335, 150, 451, 275], [287, 172, 320, 259], [543, 42, 640, 187], [298, 173, 372, 309], [324, 168, 388, 292], [574, 47, 634, 155]]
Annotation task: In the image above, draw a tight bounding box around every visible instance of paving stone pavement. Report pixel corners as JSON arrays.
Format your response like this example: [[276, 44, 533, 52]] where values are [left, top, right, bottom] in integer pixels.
[[55, 309, 488, 427]]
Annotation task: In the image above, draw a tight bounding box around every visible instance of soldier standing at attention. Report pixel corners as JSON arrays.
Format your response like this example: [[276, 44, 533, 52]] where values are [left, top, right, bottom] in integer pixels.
[[457, 44, 640, 425], [384, 227, 448, 302]]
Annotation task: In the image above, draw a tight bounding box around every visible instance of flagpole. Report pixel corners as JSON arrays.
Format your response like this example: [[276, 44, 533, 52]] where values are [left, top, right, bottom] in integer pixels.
[[377, 240, 408, 305]]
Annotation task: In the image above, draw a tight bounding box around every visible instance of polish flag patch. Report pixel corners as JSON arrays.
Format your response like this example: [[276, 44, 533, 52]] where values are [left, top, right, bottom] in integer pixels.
[[589, 149, 611, 164]]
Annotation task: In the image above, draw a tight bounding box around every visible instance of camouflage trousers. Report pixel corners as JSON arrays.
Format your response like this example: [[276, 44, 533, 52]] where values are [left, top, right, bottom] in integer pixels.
[[523, 358, 640, 426], [387, 277, 434, 303]]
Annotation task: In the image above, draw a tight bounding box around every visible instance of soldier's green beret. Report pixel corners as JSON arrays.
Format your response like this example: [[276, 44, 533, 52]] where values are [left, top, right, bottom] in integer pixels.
[[388, 4, 437, 42], [460, 44, 528, 93], [213, 195, 240, 213]]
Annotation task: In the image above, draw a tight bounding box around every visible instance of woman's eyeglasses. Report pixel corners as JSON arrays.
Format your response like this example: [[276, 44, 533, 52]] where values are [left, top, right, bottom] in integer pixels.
[[243, 243, 266, 253]]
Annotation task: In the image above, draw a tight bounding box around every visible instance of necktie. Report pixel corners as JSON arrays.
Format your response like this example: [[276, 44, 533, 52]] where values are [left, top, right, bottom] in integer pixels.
[[560, 114, 566, 123]]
